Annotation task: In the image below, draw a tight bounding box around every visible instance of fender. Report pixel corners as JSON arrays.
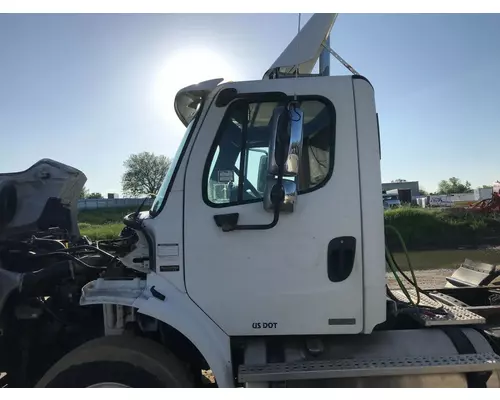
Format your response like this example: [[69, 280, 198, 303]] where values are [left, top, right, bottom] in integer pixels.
[[133, 273, 234, 388], [81, 274, 234, 388]]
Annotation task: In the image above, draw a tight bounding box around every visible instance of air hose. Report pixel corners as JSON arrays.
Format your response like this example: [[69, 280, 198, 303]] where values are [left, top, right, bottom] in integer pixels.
[[385, 225, 420, 306], [384, 225, 448, 315]]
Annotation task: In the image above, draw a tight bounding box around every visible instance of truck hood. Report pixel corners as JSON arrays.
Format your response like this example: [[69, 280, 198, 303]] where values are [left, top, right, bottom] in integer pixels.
[[0, 159, 86, 240]]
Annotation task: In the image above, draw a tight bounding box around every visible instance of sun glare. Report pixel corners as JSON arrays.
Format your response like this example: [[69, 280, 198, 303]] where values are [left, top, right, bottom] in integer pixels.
[[153, 48, 236, 122]]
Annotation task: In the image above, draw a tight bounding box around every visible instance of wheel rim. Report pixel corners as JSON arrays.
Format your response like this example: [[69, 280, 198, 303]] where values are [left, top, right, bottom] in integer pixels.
[[87, 382, 130, 388]]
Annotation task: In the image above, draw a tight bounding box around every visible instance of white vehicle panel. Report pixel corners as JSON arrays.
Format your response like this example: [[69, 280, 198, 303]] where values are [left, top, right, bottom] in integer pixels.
[[183, 76, 364, 336], [352, 77, 387, 333]]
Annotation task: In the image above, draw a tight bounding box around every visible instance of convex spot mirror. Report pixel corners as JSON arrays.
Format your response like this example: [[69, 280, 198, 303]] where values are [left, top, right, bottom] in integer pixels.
[[263, 103, 304, 213], [263, 178, 298, 213]]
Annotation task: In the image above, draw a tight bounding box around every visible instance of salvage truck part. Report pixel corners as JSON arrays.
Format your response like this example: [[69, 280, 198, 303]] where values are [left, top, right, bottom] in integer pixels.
[[2, 13, 500, 388]]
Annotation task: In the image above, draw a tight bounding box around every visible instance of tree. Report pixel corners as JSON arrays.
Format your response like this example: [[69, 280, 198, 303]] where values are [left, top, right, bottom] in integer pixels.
[[419, 187, 429, 196], [79, 186, 103, 199], [437, 177, 472, 195], [80, 186, 89, 199], [122, 152, 171, 197]]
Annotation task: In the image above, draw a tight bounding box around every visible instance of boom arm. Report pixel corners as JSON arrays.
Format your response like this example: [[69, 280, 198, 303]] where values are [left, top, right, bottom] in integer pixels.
[[263, 13, 359, 79]]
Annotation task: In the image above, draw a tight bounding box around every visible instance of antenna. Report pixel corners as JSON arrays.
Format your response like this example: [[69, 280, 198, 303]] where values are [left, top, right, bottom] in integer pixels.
[[293, 13, 301, 100], [294, 13, 301, 79]]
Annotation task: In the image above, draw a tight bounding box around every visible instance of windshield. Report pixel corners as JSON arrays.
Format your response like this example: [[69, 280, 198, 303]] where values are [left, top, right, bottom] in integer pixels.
[[150, 116, 198, 216]]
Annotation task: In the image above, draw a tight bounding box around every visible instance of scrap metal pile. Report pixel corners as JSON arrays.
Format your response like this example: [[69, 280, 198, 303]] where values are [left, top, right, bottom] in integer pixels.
[[468, 182, 500, 213]]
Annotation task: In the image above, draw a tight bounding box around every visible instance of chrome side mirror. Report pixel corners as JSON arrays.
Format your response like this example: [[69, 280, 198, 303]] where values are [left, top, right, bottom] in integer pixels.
[[267, 106, 289, 176], [263, 103, 304, 213], [263, 178, 297, 213], [268, 103, 304, 177], [267, 104, 304, 178], [284, 106, 304, 176]]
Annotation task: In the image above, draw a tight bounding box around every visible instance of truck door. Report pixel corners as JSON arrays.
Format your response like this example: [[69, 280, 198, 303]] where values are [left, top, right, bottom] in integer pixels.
[[183, 76, 364, 336]]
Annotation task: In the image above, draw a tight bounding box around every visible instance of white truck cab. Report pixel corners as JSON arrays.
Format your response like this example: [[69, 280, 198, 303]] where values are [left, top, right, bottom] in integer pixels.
[[147, 73, 386, 337], [79, 13, 386, 386], [5, 13, 497, 389]]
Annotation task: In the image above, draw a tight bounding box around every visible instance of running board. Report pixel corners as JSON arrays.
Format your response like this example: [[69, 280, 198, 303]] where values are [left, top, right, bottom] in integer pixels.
[[238, 353, 500, 383]]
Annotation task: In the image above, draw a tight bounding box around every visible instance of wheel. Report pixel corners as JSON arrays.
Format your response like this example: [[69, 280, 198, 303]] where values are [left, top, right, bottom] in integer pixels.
[[35, 336, 193, 388]]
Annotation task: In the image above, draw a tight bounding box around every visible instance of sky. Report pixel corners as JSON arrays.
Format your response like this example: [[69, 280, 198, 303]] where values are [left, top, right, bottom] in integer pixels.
[[1, 13, 500, 195]]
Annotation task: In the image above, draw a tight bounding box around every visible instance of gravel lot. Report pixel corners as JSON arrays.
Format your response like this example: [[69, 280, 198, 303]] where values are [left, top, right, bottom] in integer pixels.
[[386, 268, 454, 290]]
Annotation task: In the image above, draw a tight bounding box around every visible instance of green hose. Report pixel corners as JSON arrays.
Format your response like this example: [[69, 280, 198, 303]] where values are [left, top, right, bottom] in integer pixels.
[[385, 225, 420, 306]]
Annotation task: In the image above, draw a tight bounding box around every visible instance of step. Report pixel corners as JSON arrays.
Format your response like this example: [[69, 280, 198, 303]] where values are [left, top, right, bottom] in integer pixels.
[[426, 291, 469, 308], [390, 289, 485, 327], [238, 353, 500, 383]]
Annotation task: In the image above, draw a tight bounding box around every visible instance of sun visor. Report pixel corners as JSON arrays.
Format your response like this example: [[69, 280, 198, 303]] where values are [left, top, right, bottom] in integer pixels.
[[174, 78, 224, 127]]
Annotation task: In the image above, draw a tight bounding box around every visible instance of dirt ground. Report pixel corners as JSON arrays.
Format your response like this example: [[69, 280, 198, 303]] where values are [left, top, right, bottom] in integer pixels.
[[386, 268, 454, 290]]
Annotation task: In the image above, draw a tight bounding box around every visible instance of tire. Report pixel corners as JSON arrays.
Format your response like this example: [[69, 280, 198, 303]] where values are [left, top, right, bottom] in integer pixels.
[[35, 335, 193, 388]]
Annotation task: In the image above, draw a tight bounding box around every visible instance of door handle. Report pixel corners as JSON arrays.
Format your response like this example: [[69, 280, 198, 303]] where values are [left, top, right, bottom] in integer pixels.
[[327, 236, 356, 282]]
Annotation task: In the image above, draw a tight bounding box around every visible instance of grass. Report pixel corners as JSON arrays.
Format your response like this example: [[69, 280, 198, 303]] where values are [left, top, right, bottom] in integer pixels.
[[77, 206, 500, 272], [393, 248, 500, 270], [77, 207, 144, 240], [385, 206, 500, 251], [77, 205, 500, 252], [78, 222, 125, 240], [78, 207, 138, 225]]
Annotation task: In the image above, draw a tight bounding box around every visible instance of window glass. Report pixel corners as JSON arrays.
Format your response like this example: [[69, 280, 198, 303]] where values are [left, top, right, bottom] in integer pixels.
[[205, 98, 333, 207], [151, 115, 198, 215]]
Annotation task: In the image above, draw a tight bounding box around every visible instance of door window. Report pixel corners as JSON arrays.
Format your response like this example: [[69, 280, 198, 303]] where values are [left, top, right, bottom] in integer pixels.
[[204, 97, 335, 207]]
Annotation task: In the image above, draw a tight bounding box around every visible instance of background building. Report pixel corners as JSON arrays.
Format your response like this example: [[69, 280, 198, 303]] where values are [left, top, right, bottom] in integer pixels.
[[382, 181, 420, 197]]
